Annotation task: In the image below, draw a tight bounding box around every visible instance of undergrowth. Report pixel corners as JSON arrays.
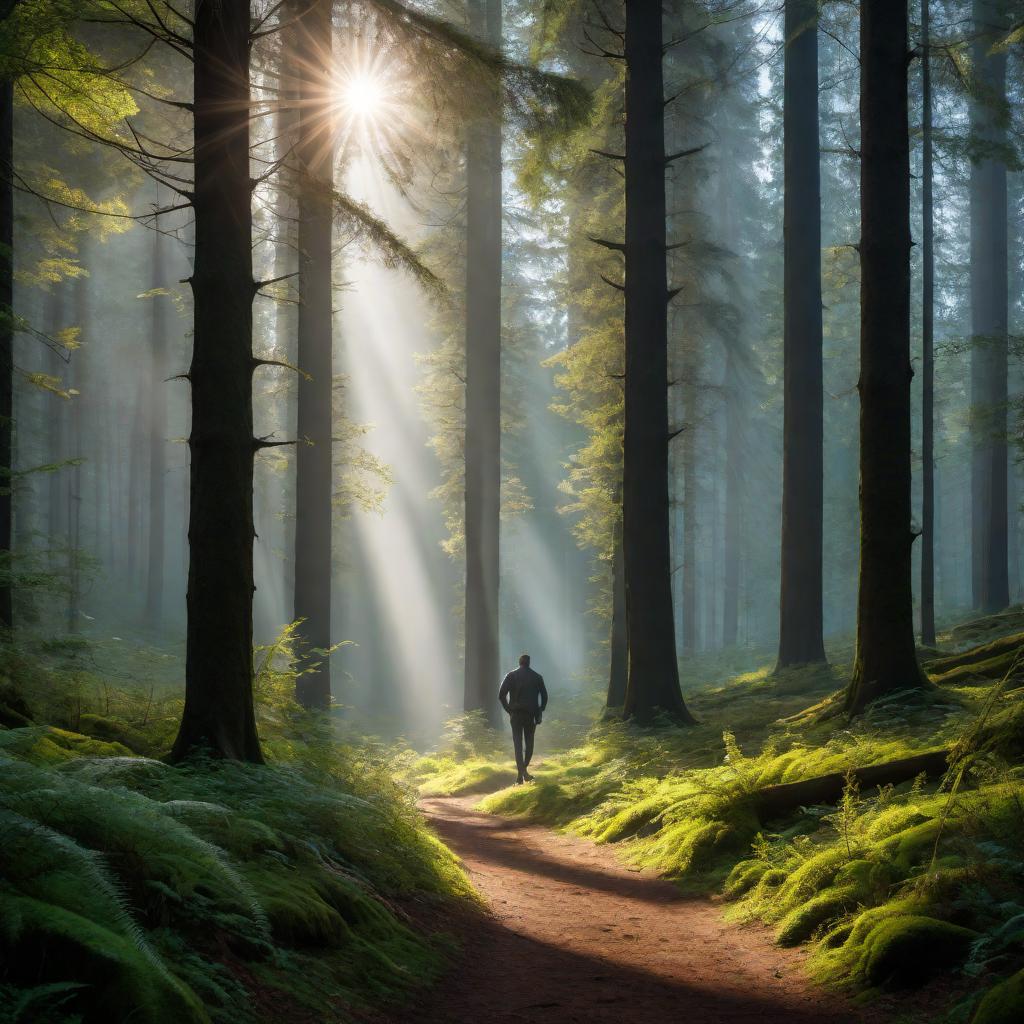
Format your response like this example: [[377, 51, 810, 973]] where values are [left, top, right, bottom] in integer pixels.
[[413, 610, 1024, 1022], [0, 624, 472, 1024]]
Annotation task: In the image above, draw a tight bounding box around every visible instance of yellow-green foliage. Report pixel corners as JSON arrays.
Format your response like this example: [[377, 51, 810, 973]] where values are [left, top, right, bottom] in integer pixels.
[[973, 968, 1024, 1024], [474, 634, 1024, 1007], [0, 628, 473, 1024]]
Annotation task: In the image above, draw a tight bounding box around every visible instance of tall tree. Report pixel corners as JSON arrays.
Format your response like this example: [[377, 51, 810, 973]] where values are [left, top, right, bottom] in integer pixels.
[[846, 0, 924, 716], [0, 69, 11, 630], [170, 0, 263, 762], [777, 0, 825, 668], [618, 1, 694, 723], [291, 0, 335, 710], [920, 0, 936, 646], [969, 0, 1009, 615], [463, 0, 503, 722], [605, 500, 627, 708]]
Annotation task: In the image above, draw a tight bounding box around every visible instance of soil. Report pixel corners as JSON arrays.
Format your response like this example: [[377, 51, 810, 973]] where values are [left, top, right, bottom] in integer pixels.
[[394, 794, 868, 1024]]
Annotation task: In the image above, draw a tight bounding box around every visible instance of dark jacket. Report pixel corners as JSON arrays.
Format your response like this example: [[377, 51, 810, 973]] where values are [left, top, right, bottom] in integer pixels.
[[498, 666, 548, 715]]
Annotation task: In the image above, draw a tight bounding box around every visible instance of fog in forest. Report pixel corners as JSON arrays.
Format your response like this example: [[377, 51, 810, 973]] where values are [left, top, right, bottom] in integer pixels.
[[5, 0, 1023, 746]]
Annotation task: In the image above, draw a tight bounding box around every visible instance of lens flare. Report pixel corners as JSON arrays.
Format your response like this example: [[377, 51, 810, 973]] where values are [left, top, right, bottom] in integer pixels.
[[341, 72, 386, 120]]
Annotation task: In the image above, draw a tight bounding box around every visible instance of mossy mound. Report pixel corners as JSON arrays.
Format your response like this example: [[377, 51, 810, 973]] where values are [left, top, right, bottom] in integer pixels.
[[972, 969, 1024, 1024], [776, 885, 859, 946], [860, 915, 976, 987], [74, 713, 152, 755]]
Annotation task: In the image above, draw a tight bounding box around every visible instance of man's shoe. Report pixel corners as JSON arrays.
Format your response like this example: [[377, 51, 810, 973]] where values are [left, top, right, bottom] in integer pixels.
[[515, 775, 524, 785], [523, 772, 535, 783]]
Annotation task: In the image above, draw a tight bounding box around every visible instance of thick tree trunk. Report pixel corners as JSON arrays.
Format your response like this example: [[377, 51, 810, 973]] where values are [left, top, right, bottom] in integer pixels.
[[846, 0, 924, 716], [920, 0, 936, 647], [606, 504, 627, 709], [681, 389, 697, 655], [778, 0, 825, 668], [68, 245, 89, 634], [463, 0, 503, 723], [145, 210, 168, 628], [620, 1, 693, 724], [0, 79, 12, 629], [723, 348, 741, 648], [969, 0, 1009, 615], [291, 0, 334, 710], [170, 0, 263, 763]]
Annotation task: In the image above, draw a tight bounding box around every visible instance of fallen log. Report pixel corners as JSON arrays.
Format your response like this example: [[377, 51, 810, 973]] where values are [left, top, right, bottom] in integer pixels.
[[749, 749, 951, 824], [927, 631, 1024, 678]]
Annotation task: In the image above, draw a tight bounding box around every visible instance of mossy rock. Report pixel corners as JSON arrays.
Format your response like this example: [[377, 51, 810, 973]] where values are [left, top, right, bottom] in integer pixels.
[[776, 885, 859, 947], [753, 868, 787, 894], [861, 915, 976, 987], [821, 922, 854, 950], [724, 859, 769, 899], [879, 817, 944, 871], [1, 726, 133, 765], [972, 969, 1024, 1024], [75, 714, 150, 755]]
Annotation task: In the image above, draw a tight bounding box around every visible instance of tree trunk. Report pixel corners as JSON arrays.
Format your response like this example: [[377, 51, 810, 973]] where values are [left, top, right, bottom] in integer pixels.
[[920, 0, 936, 646], [170, 0, 263, 763], [606, 503, 627, 708], [778, 0, 826, 668], [145, 207, 169, 628], [0, 78, 12, 629], [723, 346, 741, 648], [846, 0, 924, 716], [68, 244, 89, 634], [463, 0, 503, 723], [969, 0, 1009, 615], [291, 0, 334, 710], [681, 374, 697, 655], [620, 1, 694, 724]]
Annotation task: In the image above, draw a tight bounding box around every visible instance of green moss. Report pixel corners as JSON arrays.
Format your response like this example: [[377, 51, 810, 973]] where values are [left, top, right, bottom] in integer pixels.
[[972, 969, 1024, 1024], [75, 713, 151, 754], [724, 860, 769, 898], [776, 885, 859, 947], [860, 915, 976, 987]]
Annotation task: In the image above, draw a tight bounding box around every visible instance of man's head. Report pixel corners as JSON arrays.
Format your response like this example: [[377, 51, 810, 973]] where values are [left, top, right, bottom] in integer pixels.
[[518, 653, 531, 667]]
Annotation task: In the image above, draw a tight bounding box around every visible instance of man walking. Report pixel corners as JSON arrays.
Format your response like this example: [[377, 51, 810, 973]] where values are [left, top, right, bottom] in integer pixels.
[[498, 654, 548, 784]]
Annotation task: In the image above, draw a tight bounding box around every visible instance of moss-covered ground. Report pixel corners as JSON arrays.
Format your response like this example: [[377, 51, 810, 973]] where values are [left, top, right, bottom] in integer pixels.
[[409, 610, 1024, 1023], [0, 627, 473, 1024]]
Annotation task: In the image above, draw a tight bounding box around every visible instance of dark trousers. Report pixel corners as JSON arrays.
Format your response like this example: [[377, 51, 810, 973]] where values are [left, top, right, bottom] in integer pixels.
[[509, 711, 537, 776]]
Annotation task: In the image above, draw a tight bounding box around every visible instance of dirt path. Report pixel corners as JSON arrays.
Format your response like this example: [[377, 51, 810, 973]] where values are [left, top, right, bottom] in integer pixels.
[[401, 795, 861, 1024]]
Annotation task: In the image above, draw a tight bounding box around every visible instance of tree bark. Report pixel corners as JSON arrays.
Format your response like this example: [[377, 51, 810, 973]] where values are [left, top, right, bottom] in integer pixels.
[[920, 0, 936, 647], [463, 0, 503, 723], [620, 1, 694, 724], [291, 0, 334, 710], [145, 207, 169, 628], [606, 503, 627, 709], [0, 78, 12, 629], [170, 0, 263, 763], [778, 0, 826, 668], [846, 0, 924, 716], [969, 0, 1009, 615]]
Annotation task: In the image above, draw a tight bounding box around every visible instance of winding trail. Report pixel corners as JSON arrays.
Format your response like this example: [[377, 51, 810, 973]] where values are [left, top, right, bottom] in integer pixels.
[[406, 795, 863, 1024]]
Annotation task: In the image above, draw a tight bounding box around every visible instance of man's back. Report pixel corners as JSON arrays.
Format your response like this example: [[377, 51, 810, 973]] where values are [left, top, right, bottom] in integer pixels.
[[499, 665, 547, 714]]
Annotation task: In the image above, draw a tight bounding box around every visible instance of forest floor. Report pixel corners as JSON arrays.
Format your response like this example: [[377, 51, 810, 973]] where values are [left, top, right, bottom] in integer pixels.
[[403, 793, 862, 1024]]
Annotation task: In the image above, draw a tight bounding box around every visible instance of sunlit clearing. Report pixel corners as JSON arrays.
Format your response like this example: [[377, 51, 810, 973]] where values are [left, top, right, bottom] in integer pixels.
[[341, 72, 386, 121]]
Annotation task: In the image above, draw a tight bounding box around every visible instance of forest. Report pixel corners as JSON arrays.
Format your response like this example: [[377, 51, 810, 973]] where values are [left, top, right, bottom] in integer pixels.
[[2, 0, 1024, 1022]]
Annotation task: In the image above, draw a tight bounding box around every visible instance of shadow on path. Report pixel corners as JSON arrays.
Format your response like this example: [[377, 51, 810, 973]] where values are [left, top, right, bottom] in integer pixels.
[[387, 795, 862, 1024]]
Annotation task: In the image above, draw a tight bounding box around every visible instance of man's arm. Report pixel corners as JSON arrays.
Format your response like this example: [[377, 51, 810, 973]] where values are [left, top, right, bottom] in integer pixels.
[[538, 675, 548, 712], [498, 673, 512, 713]]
